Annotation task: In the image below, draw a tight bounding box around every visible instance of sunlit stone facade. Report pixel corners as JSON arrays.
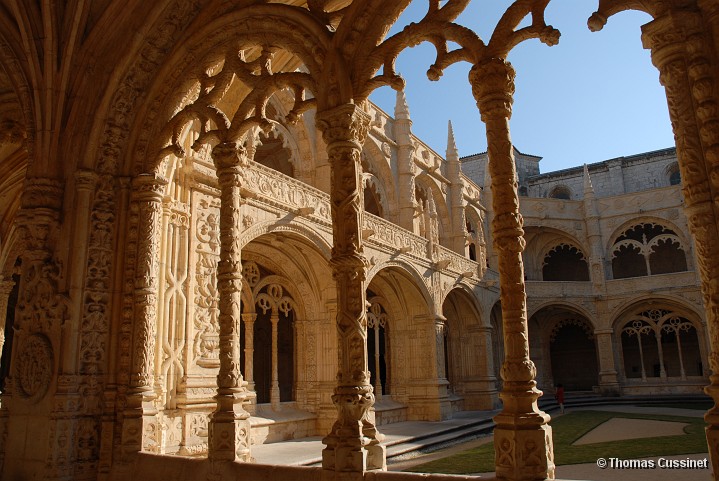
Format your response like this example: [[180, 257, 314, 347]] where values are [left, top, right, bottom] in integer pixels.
[[0, 1, 719, 481]]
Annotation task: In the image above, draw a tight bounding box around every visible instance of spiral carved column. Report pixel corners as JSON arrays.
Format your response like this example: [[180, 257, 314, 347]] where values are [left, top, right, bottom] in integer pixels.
[[242, 313, 257, 393], [317, 104, 386, 475], [641, 11, 719, 477], [470, 58, 554, 481], [208, 142, 251, 462], [122, 174, 166, 456]]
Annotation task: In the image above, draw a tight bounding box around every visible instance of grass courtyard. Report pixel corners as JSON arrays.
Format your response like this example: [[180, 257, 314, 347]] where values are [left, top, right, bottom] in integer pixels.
[[405, 406, 710, 475]]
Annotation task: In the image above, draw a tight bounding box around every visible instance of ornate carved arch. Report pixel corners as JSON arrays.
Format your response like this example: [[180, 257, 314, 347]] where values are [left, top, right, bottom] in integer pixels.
[[241, 250, 319, 321], [414, 173, 451, 245], [362, 139, 398, 216], [611, 295, 706, 332], [527, 301, 595, 326], [366, 261, 434, 315], [238, 220, 332, 260], [547, 184, 572, 200], [523, 226, 590, 280], [606, 216, 691, 255], [127, 4, 335, 176], [441, 285, 484, 330], [549, 318, 594, 342]]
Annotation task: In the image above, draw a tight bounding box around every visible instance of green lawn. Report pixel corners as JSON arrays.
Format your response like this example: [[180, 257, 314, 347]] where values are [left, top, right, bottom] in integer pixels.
[[405, 410, 708, 475], [635, 402, 713, 411]]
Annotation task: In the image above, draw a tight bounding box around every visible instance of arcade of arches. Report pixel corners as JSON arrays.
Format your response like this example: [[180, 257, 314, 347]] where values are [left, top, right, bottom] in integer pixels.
[[1, 1, 719, 481]]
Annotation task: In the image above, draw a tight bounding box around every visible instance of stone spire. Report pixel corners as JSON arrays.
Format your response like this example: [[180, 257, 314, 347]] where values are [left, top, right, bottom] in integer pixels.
[[583, 163, 595, 197], [446, 120, 465, 253], [446, 120, 459, 162], [394, 89, 415, 231], [394, 89, 411, 121]]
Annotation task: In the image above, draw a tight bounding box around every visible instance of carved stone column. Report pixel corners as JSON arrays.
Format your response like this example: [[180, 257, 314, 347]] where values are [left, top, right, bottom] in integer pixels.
[[0, 279, 15, 356], [208, 142, 251, 463], [121, 173, 166, 456], [434, 317, 448, 381], [242, 313, 257, 393], [594, 329, 620, 395], [316, 104, 386, 474], [470, 58, 554, 481], [638, 11, 719, 475], [270, 311, 281, 410]]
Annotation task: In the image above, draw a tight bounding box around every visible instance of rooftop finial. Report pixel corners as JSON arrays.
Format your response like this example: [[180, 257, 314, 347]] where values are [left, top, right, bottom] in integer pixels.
[[583, 163, 594, 195], [447, 120, 459, 162], [395, 89, 411, 120]]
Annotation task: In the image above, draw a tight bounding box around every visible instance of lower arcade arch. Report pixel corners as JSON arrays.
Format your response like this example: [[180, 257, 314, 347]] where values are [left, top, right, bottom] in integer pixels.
[[156, 227, 333, 452], [442, 288, 498, 410], [529, 305, 598, 392], [615, 301, 707, 388], [367, 265, 454, 418]]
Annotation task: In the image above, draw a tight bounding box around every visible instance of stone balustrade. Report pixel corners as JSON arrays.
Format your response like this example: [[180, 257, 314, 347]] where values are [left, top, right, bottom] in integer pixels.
[[241, 163, 481, 280], [525, 280, 595, 298], [241, 162, 332, 225]]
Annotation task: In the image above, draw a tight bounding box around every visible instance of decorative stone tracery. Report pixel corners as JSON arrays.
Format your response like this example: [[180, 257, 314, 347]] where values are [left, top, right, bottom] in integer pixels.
[[3, 1, 719, 480]]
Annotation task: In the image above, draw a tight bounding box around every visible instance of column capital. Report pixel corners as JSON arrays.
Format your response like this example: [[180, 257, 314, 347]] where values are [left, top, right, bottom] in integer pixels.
[[131, 173, 167, 202], [74, 169, 99, 193], [211, 141, 249, 172], [469, 58, 516, 122], [316, 103, 372, 147], [640, 11, 702, 55], [241, 312, 257, 323], [21, 177, 64, 211]]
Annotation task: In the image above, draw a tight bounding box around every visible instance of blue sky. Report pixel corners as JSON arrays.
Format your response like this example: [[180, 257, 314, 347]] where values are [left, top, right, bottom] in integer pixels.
[[369, 0, 675, 174]]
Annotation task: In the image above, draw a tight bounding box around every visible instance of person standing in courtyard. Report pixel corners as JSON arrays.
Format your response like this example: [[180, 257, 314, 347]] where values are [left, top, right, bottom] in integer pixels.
[[556, 384, 565, 414]]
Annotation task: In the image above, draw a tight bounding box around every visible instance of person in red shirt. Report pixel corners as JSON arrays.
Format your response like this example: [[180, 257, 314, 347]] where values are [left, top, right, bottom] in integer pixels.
[[555, 384, 565, 414]]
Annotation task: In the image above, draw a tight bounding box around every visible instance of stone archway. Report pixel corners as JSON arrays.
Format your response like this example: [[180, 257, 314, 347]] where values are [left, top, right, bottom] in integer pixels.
[[615, 303, 707, 395], [367, 264, 447, 421], [550, 320, 599, 391], [529, 305, 598, 392], [442, 288, 498, 410]]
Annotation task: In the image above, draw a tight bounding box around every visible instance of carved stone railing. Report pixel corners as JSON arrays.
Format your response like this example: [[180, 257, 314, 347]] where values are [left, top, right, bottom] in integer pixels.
[[525, 280, 594, 298], [241, 163, 482, 280], [363, 212, 428, 258], [241, 162, 332, 225], [605, 271, 698, 296], [434, 244, 482, 278]]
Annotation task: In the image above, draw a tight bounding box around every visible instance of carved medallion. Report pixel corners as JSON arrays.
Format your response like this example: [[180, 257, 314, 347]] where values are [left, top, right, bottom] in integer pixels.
[[16, 334, 54, 403]]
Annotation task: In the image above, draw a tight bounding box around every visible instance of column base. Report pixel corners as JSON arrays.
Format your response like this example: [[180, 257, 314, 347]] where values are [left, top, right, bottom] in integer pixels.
[[121, 392, 159, 459], [494, 382, 555, 481], [321, 386, 386, 473], [703, 382, 719, 478], [494, 423, 555, 481], [321, 440, 386, 473], [208, 411, 251, 462]]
